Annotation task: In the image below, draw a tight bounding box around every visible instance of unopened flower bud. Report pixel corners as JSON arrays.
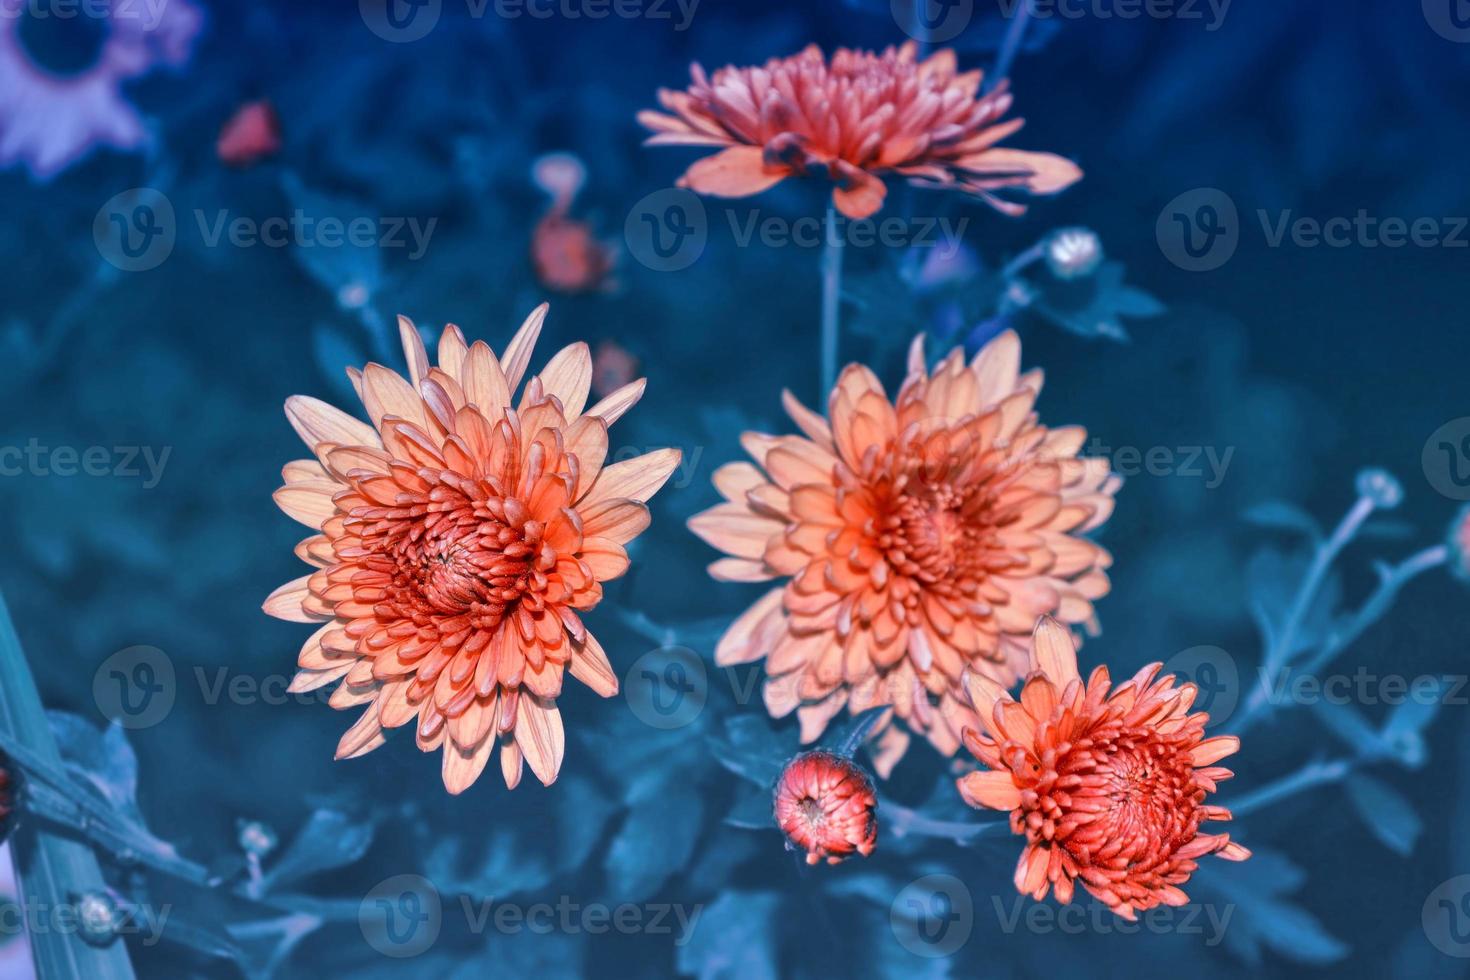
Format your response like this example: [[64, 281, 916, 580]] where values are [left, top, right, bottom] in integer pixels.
[[1447, 504, 1470, 584], [773, 751, 877, 865], [1045, 227, 1103, 280], [1355, 468, 1403, 510]]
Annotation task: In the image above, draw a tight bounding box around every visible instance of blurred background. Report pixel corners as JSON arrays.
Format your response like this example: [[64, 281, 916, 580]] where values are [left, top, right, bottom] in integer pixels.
[[1, 0, 1469, 976]]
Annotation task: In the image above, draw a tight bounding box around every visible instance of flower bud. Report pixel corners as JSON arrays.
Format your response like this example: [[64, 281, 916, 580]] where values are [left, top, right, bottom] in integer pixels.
[[1045, 227, 1103, 280], [773, 751, 877, 865], [0, 750, 15, 845], [1355, 467, 1403, 510], [1447, 504, 1470, 584]]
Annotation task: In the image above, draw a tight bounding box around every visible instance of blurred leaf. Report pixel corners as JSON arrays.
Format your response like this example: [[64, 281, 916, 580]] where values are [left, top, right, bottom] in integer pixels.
[[259, 809, 375, 895], [676, 891, 778, 980], [604, 779, 702, 903], [1344, 773, 1421, 855], [708, 715, 788, 788], [1242, 501, 1323, 541], [723, 787, 774, 831]]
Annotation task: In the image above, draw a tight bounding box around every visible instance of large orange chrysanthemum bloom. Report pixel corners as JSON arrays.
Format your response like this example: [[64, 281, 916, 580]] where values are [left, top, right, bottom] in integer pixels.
[[264, 306, 681, 794], [958, 617, 1250, 919], [638, 41, 1081, 220], [689, 331, 1117, 776]]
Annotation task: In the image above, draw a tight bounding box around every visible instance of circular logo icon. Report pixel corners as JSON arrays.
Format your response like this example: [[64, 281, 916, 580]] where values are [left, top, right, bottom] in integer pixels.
[[1162, 645, 1240, 726], [92, 646, 176, 730], [624, 188, 707, 272], [93, 188, 176, 272], [623, 646, 707, 730], [891, 0, 973, 44], [360, 874, 442, 958], [1423, 0, 1470, 42], [1424, 875, 1470, 957], [890, 873, 973, 958], [1156, 188, 1239, 272], [359, 0, 442, 42], [1423, 417, 1470, 501]]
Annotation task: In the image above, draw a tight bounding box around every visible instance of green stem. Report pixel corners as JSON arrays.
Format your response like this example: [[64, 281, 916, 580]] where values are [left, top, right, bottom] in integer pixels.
[[820, 204, 844, 396], [0, 594, 136, 979]]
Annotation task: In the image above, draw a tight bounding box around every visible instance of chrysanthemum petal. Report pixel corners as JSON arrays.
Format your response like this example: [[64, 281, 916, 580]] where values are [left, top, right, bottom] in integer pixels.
[[515, 695, 564, 786], [583, 448, 682, 505], [284, 395, 378, 451], [957, 770, 1022, 810], [500, 303, 548, 394]]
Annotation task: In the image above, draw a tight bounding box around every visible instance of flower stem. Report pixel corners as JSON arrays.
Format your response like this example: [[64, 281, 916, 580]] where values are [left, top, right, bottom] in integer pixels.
[[1297, 544, 1448, 680], [991, 0, 1034, 90], [1237, 494, 1377, 730], [1225, 757, 1354, 817], [820, 204, 844, 396]]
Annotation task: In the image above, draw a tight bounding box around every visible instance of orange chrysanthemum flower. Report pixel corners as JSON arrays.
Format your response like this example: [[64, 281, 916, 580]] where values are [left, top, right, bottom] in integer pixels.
[[264, 306, 681, 794], [958, 617, 1250, 919], [638, 42, 1082, 220], [773, 750, 878, 865], [689, 331, 1117, 776]]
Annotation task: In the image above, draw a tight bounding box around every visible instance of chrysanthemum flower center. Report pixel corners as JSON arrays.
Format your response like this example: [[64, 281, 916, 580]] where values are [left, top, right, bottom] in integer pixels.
[[344, 471, 564, 633], [876, 473, 993, 590], [1050, 731, 1201, 862]]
